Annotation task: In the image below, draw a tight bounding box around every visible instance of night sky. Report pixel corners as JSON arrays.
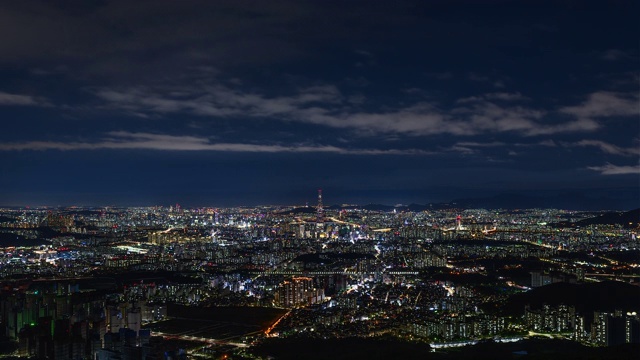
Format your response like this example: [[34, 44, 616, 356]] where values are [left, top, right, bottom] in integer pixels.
[[1, 1, 638, 208]]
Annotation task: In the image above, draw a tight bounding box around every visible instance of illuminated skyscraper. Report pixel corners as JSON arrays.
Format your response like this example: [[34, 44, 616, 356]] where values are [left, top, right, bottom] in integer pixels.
[[316, 188, 324, 223], [276, 277, 323, 307]]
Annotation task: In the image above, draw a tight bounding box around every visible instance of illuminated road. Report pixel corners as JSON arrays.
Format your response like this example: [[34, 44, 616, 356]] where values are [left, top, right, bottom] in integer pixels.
[[264, 309, 292, 336]]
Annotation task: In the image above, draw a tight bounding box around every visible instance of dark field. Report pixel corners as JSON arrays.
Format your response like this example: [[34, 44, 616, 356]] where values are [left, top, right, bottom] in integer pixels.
[[143, 305, 287, 340], [143, 318, 261, 340]]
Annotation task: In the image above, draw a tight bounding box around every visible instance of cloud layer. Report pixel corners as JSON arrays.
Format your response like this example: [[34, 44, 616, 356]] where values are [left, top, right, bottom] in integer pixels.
[[0, 92, 48, 106], [0, 131, 428, 155], [588, 163, 640, 175], [91, 83, 633, 138], [560, 91, 639, 119]]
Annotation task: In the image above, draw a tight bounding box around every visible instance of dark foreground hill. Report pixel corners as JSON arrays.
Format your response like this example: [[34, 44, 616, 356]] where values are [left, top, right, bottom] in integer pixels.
[[499, 281, 640, 316], [252, 337, 640, 360]]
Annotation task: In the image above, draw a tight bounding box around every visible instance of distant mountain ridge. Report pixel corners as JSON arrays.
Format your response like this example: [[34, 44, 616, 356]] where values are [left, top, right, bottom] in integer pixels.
[[281, 199, 636, 214], [552, 208, 640, 229], [2, 188, 635, 210], [450, 191, 637, 211], [281, 203, 452, 214]]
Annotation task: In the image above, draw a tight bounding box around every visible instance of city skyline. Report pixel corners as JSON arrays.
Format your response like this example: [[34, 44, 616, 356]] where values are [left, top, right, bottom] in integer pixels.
[[0, 1, 638, 208], [0, 203, 638, 358]]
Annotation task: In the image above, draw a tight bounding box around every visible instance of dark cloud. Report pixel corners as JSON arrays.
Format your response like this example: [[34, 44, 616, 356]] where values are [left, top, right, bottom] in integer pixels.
[[602, 49, 631, 61], [0, 92, 48, 106]]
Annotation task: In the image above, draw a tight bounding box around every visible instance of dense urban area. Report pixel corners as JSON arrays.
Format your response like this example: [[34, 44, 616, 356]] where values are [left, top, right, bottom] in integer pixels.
[[0, 193, 638, 359]]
